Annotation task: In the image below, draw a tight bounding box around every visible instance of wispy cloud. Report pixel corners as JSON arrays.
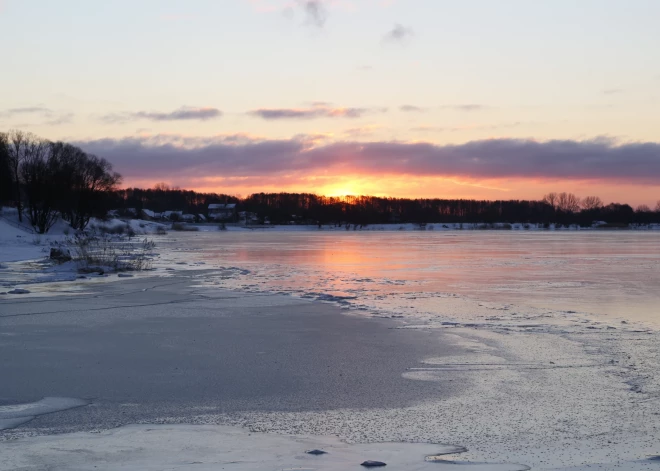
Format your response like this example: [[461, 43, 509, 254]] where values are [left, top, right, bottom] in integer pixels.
[[76, 135, 660, 186], [249, 104, 385, 120], [248, 0, 328, 27], [342, 125, 383, 137], [400, 105, 426, 112], [0, 106, 73, 126], [401, 104, 488, 113], [383, 24, 413, 44], [101, 107, 222, 124], [1, 106, 53, 117], [301, 0, 327, 27], [441, 104, 489, 112], [602, 88, 623, 95]]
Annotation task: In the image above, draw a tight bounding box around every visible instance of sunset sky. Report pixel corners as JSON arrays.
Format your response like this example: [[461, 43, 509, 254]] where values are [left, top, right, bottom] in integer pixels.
[[1, 0, 659, 204]]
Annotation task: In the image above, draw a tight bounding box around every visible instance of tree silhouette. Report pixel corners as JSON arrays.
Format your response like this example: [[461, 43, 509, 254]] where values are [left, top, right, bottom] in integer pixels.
[[581, 196, 603, 211]]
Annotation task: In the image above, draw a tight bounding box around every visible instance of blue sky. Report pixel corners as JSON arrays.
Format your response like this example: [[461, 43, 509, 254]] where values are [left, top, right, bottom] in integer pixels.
[[1, 0, 659, 202]]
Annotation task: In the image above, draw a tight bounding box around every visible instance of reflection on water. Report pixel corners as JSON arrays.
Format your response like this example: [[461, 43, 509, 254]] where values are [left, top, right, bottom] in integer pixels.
[[162, 231, 660, 326]]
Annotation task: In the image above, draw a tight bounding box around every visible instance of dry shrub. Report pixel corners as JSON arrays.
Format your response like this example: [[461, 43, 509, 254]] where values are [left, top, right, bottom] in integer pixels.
[[71, 233, 156, 272]]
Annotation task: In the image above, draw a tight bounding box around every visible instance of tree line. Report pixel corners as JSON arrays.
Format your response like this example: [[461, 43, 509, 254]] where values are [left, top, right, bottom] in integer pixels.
[[108, 184, 239, 216], [109, 189, 660, 227], [0, 130, 121, 233], [239, 192, 660, 227], [2, 130, 659, 232]]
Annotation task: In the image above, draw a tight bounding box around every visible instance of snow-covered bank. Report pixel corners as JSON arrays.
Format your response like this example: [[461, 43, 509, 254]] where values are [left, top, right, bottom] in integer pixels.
[[0, 209, 167, 294]]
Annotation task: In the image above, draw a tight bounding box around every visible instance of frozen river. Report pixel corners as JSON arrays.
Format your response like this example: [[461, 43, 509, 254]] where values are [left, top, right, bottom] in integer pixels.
[[3, 229, 660, 470], [161, 230, 660, 327]]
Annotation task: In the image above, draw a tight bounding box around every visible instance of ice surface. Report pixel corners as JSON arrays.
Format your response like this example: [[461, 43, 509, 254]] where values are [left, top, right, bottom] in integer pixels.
[[0, 397, 89, 430], [0, 424, 529, 471], [3, 227, 660, 469]]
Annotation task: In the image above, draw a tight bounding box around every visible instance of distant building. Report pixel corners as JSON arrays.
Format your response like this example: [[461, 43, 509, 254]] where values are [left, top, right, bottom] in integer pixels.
[[162, 210, 183, 221], [141, 209, 162, 220], [238, 211, 258, 225], [208, 204, 237, 221]]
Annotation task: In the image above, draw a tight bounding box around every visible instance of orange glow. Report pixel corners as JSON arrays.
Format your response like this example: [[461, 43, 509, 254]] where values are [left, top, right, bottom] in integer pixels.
[[322, 184, 361, 197], [121, 173, 660, 207]]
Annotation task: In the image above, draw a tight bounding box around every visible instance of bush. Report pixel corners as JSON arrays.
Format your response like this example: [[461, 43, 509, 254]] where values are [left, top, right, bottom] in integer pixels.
[[71, 233, 156, 272], [155, 226, 168, 235]]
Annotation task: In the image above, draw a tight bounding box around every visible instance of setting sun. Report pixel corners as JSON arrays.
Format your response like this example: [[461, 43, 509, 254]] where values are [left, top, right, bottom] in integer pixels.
[[324, 186, 357, 197]]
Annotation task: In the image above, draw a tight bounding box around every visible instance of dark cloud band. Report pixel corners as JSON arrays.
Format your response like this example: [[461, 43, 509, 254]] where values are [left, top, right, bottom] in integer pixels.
[[74, 136, 660, 185]]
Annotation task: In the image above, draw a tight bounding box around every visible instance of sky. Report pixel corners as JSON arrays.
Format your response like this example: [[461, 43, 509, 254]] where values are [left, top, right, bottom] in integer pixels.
[[1, 0, 659, 205]]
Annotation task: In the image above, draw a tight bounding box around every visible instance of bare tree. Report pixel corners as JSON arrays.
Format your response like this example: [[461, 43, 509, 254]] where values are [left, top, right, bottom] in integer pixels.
[[542, 192, 558, 209], [656, 200, 660, 212], [69, 154, 122, 230], [581, 196, 603, 211], [49, 141, 87, 222], [0, 133, 13, 203], [20, 137, 59, 233], [153, 182, 170, 191], [557, 192, 581, 213], [6, 129, 34, 222], [636, 204, 651, 213]]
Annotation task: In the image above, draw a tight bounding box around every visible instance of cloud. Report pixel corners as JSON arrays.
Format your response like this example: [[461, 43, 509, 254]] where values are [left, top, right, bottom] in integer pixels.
[[249, 104, 384, 120], [400, 104, 488, 113], [400, 105, 425, 112], [101, 107, 222, 124], [301, 0, 327, 27], [441, 104, 488, 112], [136, 107, 222, 121], [342, 125, 383, 138], [602, 88, 623, 95], [0, 106, 73, 126], [0, 106, 52, 117], [383, 24, 413, 43], [75, 135, 660, 186]]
